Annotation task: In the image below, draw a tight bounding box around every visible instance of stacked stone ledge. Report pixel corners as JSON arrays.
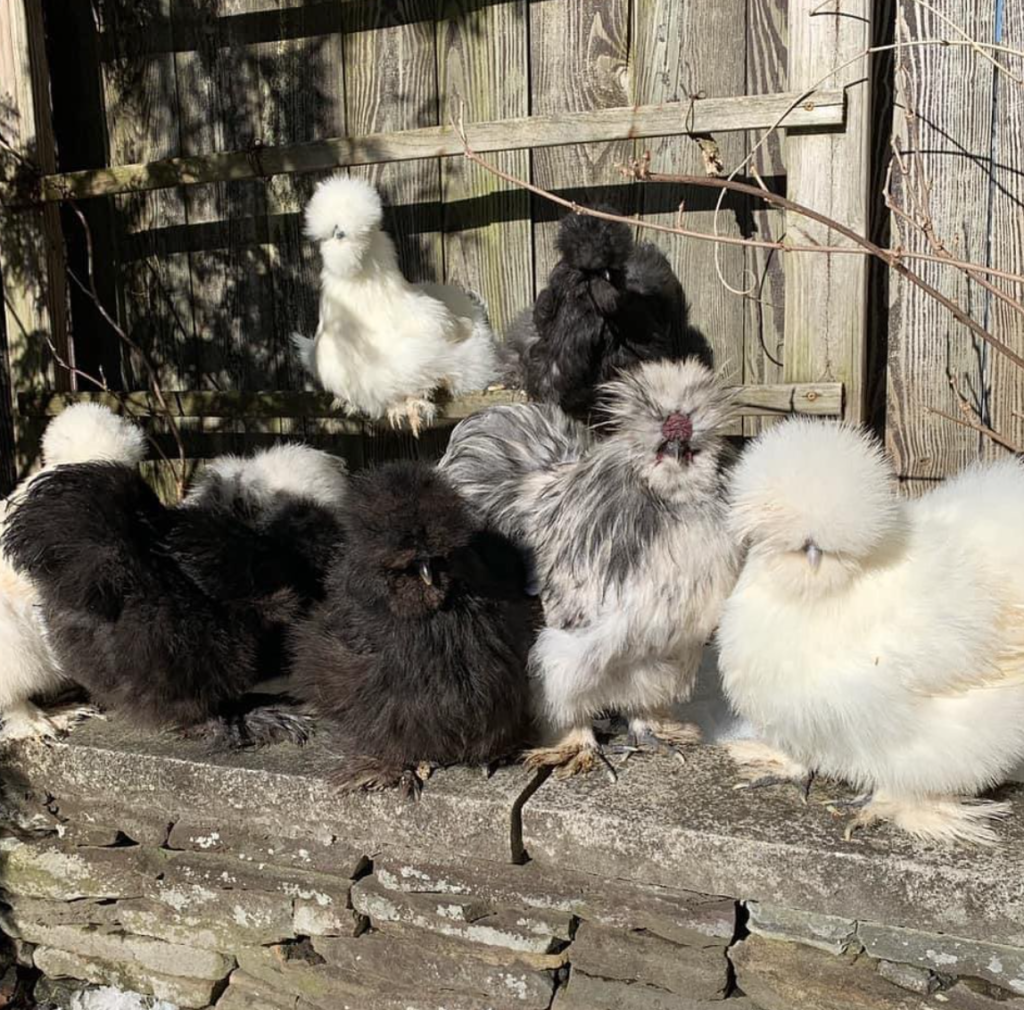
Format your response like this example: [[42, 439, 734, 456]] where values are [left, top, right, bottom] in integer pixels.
[[0, 720, 1022, 1009]]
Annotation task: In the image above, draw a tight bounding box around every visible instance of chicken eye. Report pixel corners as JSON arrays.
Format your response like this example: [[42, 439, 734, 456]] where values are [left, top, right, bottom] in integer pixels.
[[332, 226, 346, 240]]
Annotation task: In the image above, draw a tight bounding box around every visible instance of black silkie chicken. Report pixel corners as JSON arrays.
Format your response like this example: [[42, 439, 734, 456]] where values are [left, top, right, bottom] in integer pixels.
[[508, 209, 711, 421], [1, 445, 347, 745], [291, 460, 535, 796]]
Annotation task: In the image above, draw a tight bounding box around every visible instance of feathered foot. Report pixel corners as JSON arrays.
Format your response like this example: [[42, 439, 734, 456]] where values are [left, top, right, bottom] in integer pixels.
[[331, 757, 425, 800], [0, 700, 100, 743], [524, 726, 618, 783], [616, 715, 703, 766], [835, 792, 1012, 846], [727, 739, 814, 802], [183, 707, 314, 749], [386, 396, 437, 438]]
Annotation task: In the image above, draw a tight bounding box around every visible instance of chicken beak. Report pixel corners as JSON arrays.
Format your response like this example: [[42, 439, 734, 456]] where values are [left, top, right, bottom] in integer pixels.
[[418, 559, 434, 586], [805, 544, 823, 571], [662, 440, 684, 461]]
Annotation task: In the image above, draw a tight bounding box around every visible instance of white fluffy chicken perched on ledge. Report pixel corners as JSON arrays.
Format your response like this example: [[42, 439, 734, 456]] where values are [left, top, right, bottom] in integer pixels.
[[719, 419, 1024, 845], [293, 173, 499, 435], [0, 403, 146, 741]]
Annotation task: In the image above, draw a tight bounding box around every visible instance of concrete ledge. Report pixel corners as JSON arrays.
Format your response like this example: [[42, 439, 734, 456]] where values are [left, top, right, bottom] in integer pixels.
[[2, 717, 1024, 1009]]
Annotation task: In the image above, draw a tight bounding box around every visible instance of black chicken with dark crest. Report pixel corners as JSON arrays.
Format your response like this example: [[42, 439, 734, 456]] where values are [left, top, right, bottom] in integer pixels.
[[506, 209, 711, 421], [291, 460, 535, 796]]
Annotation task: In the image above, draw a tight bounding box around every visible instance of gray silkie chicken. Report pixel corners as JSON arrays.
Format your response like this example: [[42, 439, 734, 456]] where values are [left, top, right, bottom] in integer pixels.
[[440, 359, 738, 778]]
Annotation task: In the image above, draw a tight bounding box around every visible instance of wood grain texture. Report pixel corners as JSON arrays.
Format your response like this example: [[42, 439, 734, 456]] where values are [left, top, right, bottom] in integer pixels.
[[101, 0, 194, 391], [21, 382, 844, 422], [29, 90, 848, 203], [529, 0, 635, 288], [343, 2, 441, 287], [633, 0, 748, 386], [784, 0, 871, 423], [884, 0, 999, 489], [0, 0, 68, 476], [983, 0, 1024, 458], [437, 0, 531, 338], [743, 0, 788, 434]]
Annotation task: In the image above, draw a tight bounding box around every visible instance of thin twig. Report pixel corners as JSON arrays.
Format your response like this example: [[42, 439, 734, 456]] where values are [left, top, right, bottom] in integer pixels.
[[66, 203, 187, 496]]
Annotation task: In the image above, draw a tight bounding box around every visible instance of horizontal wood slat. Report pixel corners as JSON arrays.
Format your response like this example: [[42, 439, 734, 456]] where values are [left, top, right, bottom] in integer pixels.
[[20, 382, 843, 432], [23, 90, 845, 204]]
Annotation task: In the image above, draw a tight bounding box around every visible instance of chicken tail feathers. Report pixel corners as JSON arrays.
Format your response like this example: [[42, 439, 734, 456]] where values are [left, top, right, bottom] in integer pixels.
[[2, 462, 163, 619], [292, 332, 316, 373], [440, 403, 590, 533]]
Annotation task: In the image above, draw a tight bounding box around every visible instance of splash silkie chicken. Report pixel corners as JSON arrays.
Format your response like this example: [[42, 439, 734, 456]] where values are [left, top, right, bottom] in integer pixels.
[[719, 419, 1024, 845], [0, 403, 147, 740], [2, 444, 347, 746], [293, 174, 499, 435], [440, 360, 738, 777], [291, 461, 535, 796], [506, 210, 709, 421]]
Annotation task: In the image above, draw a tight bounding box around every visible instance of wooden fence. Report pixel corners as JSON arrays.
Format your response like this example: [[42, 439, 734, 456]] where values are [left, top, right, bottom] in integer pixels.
[[4, 0, 1013, 493]]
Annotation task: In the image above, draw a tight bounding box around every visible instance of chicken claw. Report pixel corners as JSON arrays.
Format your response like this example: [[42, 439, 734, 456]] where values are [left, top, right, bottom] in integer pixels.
[[727, 739, 814, 801], [331, 758, 425, 800], [524, 726, 618, 783]]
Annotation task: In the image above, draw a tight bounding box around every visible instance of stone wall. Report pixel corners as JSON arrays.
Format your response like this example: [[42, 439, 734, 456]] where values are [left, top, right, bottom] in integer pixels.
[[1, 719, 1022, 1010]]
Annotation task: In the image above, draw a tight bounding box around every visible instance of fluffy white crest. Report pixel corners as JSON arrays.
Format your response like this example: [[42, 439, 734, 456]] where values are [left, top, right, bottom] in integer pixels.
[[729, 418, 898, 558], [304, 174, 386, 279], [190, 443, 348, 511], [41, 403, 146, 468]]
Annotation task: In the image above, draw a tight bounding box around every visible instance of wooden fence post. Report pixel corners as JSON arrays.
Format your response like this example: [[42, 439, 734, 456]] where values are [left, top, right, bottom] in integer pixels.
[[0, 0, 70, 478], [784, 0, 872, 424]]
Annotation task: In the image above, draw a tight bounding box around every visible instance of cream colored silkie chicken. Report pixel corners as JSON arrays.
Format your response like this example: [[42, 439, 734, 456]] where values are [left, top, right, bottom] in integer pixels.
[[719, 418, 1024, 845], [293, 174, 499, 436], [0, 403, 146, 740]]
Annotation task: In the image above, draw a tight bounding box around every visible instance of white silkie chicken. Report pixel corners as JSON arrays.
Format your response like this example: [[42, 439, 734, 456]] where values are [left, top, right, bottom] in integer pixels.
[[0, 403, 146, 740], [719, 418, 1024, 845], [293, 174, 499, 436]]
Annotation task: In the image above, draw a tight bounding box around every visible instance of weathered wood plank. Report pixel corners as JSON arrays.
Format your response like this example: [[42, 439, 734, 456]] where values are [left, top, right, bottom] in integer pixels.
[[633, 0, 748, 385], [742, 0, 788, 434], [529, 0, 636, 287], [342, 4, 441, 289], [20, 382, 844, 422], [0, 0, 69, 477], [100, 0, 194, 390], [28, 90, 848, 204], [172, 0, 279, 392], [437, 1, 531, 337], [342, 3, 442, 466], [983, 0, 1024, 458], [784, 0, 871, 424], [884, 0, 998, 489]]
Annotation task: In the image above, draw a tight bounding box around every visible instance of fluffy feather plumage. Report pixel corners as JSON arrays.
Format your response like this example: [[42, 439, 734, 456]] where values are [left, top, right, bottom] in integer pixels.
[[293, 174, 499, 435], [2, 444, 347, 744], [291, 460, 535, 794], [507, 211, 711, 420], [0, 404, 147, 740], [440, 359, 738, 776], [719, 418, 1024, 844]]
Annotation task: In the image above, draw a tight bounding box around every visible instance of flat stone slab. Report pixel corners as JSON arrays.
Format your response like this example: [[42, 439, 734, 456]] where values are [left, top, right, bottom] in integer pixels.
[[859, 923, 1024, 995], [570, 922, 728, 999], [373, 854, 734, 946], [312, 931, 558, 1007], [520, 746, 1024, 947], [1, 716, 540, 865], [31, 947, 221, 1009]]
